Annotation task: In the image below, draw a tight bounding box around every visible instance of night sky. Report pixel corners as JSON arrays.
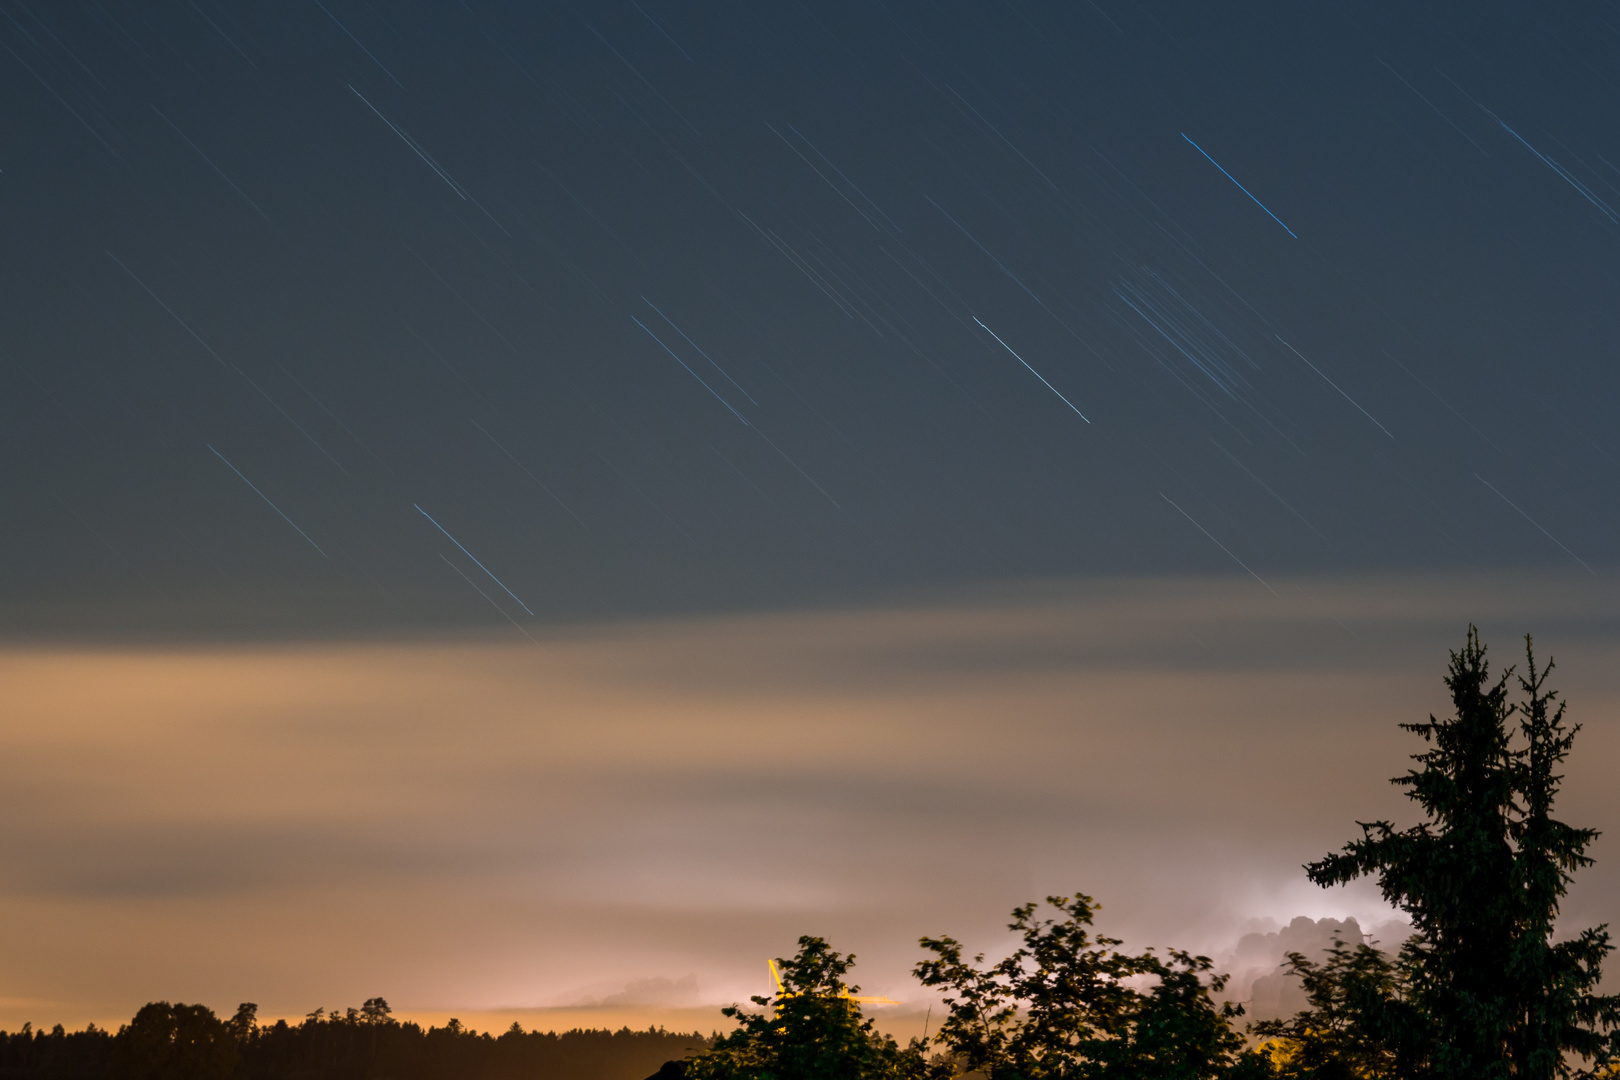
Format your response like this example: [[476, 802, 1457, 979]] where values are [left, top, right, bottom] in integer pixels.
[[4, 0, 1620, 1034], [6, 0, 1619, 632]]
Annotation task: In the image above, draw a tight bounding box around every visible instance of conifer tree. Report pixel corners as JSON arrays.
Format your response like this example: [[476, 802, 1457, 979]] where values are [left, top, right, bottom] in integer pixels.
[[1305, 629, 1619, 1078], [1504, 645, 1617, 1077]]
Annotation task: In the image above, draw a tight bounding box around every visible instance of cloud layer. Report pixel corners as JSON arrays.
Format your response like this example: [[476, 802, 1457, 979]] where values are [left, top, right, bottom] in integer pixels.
[[2, 571, 1617, 1030]]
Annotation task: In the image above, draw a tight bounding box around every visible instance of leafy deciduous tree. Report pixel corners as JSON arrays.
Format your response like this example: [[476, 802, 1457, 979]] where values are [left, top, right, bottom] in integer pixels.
[[685, 936, 921, 1080], [915, 893, 1257, 1079], [1247, 936, 1413, 1079]]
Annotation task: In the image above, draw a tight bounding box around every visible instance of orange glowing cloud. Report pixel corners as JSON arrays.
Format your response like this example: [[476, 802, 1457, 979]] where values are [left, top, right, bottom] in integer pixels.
[[1, 571, 1615, 1033]]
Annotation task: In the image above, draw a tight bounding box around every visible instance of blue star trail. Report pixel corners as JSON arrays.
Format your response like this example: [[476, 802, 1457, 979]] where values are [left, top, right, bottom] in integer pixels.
[[1181, 133, 1298, 239], [1, 0, 1612, 635], [207, 444, 328, 557]]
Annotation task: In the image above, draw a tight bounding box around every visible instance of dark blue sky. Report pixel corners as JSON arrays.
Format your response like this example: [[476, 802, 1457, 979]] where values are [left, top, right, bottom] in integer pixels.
[[5, 0, 1618, 634]]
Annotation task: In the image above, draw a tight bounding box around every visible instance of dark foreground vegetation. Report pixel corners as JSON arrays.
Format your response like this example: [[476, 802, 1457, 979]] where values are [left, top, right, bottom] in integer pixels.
[[0, 1008, 706, 1080], [5, 629, 1617, 1080], [681, 630, 1619, 1080]]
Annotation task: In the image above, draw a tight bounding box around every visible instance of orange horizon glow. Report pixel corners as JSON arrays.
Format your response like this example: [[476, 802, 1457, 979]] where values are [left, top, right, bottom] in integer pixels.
[[3, 571, 1616, 1035]]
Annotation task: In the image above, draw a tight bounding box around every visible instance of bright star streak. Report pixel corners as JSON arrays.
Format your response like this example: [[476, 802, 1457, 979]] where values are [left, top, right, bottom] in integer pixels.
[[973, 316, 1090, 422], [631, 316, 749, 426], [1181, 133, 1298, 238], [1492, 119, 1619, 223], [314, 0, 403, 88], [206, 444, 327, 557], [348, 86, 465, 199], [641, 298, 757, 405], [1161, 493, 1277, 596], [1476, 476, 1594, 574], [1435, 71, 1618, 223], [439, 555, 538, 642], [1275, 335, 1394, 439], [414, 504, 535, 615]]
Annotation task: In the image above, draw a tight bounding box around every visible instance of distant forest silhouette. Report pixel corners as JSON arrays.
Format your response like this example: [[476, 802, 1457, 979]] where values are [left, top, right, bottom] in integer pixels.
[[0, 1004, 706, 1080], [5, 629, 1617, 1079]]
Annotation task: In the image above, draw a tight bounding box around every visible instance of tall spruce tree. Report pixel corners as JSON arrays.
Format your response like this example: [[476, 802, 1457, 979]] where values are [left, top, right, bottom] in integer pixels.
[[1305, 629, 1618, 1078], [1505, 645, 1618, 1077]]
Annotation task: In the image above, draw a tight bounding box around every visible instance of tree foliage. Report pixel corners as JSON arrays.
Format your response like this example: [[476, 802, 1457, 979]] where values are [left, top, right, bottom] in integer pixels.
[[1304, 629, 1619, 1078], [0, 1012, 704, 1080], [683, 936, 921, 1080], [1247, 937, 1411, 1079], [111, 1003, 239, 1080], [4, 626, 1615, 1080], [914, 894, 1256, 1079]]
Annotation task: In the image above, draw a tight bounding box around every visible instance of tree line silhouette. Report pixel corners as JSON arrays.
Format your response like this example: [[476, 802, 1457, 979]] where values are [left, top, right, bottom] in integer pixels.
[[4, 629, 1617, 1079], [0, 1004, 707, 1080]]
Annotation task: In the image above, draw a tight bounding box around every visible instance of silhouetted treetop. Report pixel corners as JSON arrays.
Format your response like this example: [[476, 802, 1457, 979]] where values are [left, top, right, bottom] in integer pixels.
[[1304, 628, 1618, 1079]]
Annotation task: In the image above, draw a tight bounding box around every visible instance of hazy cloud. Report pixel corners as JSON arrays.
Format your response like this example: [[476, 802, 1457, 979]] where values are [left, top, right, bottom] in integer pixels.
[[2, 571, 1615, 1030]]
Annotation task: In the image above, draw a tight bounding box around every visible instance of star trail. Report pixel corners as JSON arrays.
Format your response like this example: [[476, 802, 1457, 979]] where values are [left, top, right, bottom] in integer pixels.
[[2, 1, 1615, 637], [3, 0, 1620, 1036]]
